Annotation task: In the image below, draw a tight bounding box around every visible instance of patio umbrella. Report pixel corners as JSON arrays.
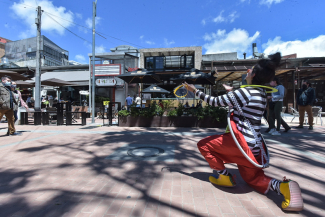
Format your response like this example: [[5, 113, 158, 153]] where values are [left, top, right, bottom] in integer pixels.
[[0, 70, 30, 81], [170, 68, 216, 85], [142, 85, 170, 94], [31, 78, 75, 86], [14, 80, 35, 87], [116, 69, 161, 84]]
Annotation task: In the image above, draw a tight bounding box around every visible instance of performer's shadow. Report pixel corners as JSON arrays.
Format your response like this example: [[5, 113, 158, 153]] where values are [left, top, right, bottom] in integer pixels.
[[161, 166, 253, 194]]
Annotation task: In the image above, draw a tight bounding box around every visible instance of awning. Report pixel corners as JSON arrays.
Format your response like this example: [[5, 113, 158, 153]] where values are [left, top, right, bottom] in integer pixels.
[[0, 70, 30, 81]]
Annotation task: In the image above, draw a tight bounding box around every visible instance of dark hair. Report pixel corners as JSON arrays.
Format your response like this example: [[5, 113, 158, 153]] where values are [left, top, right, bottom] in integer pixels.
[[252, 52, 281, 85], [1, 75, 12, 81], [304, 80, 312, 87], [273, 76, 282, 85]]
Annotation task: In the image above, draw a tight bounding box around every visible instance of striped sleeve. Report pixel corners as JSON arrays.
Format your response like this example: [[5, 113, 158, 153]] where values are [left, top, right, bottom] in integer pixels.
[[195, 87, 252, 107]]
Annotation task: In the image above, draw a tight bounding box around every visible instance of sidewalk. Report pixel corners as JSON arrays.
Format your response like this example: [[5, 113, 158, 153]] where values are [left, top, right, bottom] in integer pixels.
[[0, 121, 324, 217]]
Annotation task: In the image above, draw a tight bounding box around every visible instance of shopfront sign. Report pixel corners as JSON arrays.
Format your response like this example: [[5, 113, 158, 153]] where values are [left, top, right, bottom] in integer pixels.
[[79, 91, 89, 95], [103, 101, 110, 105], [92, 64, 121, 76], [96, 78, 116, 86]]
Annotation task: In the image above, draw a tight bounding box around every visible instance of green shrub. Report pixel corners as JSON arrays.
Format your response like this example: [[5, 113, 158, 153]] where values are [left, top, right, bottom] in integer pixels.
[[167, 109, 177, 117], [118, 110, 130, 117], [176, 103, 184, 116]]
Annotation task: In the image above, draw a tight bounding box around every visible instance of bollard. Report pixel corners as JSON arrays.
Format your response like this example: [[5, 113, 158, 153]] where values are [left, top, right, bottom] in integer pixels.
[[20, 112, 28, 125], [81, 112, 87, 125], [66, 112, 72, 125], [57, 103, 64, 125], [34, 112, 42, 125], [42, 112, 49, 125]]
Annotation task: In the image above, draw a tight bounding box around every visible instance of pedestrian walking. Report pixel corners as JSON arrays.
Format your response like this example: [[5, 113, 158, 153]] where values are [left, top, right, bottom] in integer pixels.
[[11, 81, 29, 123], [0, 75, 21, 136], [296, 80, 316, 130], [125, 94, 133, 111], [266, 77, 290, 135], [135, 94, 141, 107]]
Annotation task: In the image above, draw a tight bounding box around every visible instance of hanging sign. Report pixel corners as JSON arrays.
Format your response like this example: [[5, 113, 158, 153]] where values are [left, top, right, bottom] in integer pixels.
[[96, 78, 116, 86], [103, 101, 110, 105], [79, 91, 89, 95]]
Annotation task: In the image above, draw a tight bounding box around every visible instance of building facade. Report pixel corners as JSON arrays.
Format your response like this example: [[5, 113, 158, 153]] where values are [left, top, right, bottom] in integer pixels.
[[0, 37, 11, 63], [3, 35, 68, 67]]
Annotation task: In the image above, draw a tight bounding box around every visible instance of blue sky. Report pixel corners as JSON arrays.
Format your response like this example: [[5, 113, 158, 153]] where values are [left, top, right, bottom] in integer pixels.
[[1, 0, 325, 64]]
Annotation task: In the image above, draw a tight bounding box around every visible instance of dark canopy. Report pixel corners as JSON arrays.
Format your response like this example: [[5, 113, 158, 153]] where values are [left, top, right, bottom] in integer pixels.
[[142, 85, 170, 94], [116, 69, 161, 84], [170, 69, 216, 85]]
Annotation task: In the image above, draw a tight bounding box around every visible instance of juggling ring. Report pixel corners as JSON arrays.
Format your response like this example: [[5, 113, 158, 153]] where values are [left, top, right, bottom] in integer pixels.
[[227, 109, 270, 168], [174, 84, 188, 98], [240, 85, 278, 93]]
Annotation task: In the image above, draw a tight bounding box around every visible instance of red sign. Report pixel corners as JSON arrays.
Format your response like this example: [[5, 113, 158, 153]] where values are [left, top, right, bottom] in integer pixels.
[[128, 67, 139, 72]]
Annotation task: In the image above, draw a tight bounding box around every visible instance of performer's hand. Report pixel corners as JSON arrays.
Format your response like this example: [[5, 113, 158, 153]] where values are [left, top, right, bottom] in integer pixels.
[[223, 84, 233, 92], [183, 82, 196, 93]]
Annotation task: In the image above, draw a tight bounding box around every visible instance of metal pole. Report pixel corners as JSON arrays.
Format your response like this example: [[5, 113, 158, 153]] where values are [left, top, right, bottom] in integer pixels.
[[292, 70, 296, 109], [91, 0, 97, 123], [88, 57, 91, 113], [35, 6, 42, 111]]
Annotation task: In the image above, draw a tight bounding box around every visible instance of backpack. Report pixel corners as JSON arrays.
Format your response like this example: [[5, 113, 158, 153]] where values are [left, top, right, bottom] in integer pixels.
[[299, 90, 308, 106]]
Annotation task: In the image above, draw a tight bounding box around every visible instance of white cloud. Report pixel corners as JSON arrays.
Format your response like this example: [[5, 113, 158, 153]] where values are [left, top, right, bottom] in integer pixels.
[[260, 0, 284, 6], [75, 54, 86, 63], [95, 45, 106, 53], [203, 28, 260, 55], [201, 19, 206, 26], [213, 10, 226, 23], [85, 17, 101, 29], [4, 24, 9, 28], [229, 11, 239, 23], [75, 13, 82, 19], [145, 40, 155, 45], [11, 0, 74, 37], [164, 38, 175, 47], [263, 35, 325, 58], [140, 35, 144, 39], [213, 10, 239, 24]]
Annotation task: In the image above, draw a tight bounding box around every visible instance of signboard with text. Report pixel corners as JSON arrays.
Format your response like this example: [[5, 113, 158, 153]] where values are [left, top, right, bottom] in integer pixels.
[[96, 78, 117, 86], [92, 64, 121, 76]]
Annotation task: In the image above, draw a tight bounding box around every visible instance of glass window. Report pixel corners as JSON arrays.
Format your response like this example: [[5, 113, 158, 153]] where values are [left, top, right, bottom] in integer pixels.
[[155, 57, 164, 69], [146, 57, 154, 69]]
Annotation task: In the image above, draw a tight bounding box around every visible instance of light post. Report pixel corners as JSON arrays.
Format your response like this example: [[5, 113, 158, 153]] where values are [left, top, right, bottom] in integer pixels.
[[91, 0, 98, 123]]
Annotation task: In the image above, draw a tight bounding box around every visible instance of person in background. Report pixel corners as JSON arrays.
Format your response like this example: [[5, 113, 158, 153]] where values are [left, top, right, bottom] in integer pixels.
[[184, 101, 190, 108], [0, 75, 20, 136], [125, 94, 133, 111], [11, 81, 29, 123], [296, 80, 316, 130], [266, 77, 290, 135], [196, 100, 203, 108], [135, 94, 141, 107], [26, 95, 32, 107], [158, 100, 164, 109]]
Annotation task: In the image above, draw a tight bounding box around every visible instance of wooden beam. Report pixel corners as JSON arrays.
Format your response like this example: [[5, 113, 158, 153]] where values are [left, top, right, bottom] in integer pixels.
[[218, 72, 235, 81]]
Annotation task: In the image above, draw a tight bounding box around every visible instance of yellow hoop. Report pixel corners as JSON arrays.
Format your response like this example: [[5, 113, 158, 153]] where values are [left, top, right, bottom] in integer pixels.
[[174, 84, 188, 98], [240, 85, 278, 93]]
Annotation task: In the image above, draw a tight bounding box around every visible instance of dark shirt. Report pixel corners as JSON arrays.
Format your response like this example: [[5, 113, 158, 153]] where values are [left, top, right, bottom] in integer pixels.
[[5, 86, 13, 109], [297, 87, 315, 106]]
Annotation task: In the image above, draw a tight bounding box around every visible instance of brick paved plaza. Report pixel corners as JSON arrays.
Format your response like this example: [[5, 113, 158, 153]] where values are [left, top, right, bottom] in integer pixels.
[[0, 120, 324, 217]]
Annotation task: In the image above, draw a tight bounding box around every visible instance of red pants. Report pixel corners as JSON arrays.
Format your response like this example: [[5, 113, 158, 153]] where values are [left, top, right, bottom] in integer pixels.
[[197, 117, 272, 194]]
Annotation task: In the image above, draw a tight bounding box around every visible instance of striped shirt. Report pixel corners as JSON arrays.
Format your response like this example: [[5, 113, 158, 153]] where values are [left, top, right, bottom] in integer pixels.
[[195, 87, 267, 155]]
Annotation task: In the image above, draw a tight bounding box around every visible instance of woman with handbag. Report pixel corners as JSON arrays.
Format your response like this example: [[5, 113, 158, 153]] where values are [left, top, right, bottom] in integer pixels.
[[267, 77, 290, 135]]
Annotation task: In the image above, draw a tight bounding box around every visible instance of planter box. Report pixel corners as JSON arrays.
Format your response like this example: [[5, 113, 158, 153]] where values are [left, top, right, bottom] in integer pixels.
[[119, 116, 227, 128]]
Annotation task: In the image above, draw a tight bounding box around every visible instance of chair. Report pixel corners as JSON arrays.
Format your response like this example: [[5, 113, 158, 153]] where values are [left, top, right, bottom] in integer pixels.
[[71, 107, 80, 123], [47, 107, 57, 125], [312, 106, 322, 126], [281, 106, 286, 119]]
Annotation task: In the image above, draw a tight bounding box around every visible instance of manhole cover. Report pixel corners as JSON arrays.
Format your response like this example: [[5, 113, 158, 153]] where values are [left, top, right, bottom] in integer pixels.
[[127, 146, 165, 158]]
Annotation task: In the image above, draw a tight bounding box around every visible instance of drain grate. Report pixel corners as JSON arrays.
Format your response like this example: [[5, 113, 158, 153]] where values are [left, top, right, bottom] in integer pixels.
[[105, 144, 175, 162], [127, 146, 165, 158]]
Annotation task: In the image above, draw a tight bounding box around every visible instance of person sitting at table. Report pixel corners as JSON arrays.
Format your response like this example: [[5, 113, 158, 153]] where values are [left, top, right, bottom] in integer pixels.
[[196, 100, 203, 108], [184, 101, 190, 108]]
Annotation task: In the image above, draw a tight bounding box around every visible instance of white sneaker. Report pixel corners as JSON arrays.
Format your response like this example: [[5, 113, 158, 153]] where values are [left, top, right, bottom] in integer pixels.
[[272, 131, 281, 136], [268, 128, 276, 134]]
